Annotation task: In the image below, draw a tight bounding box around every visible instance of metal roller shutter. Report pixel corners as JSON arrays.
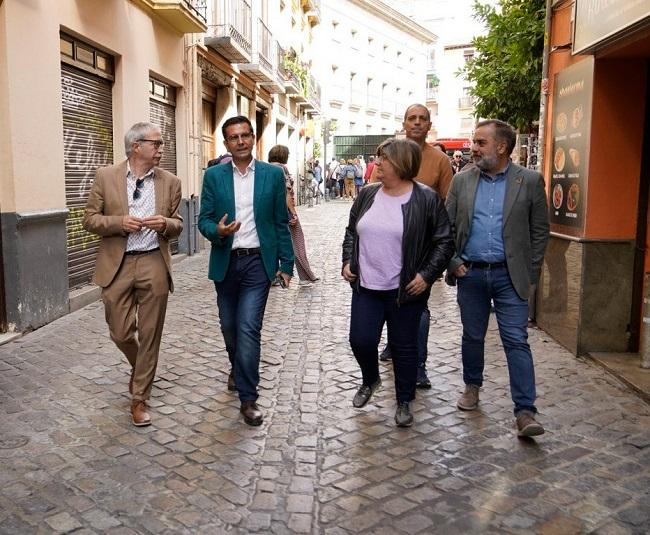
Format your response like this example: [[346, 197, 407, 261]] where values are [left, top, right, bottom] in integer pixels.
[[149, 82, 178, 254], [61, 63, 113, 289]]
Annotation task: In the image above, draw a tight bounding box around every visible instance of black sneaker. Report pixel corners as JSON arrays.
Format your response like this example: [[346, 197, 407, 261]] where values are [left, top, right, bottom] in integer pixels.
[[395, 401, 413, 427], [379, 344, 392, 361], [352, 378, 381, 408], [416, 366, 431, 389]]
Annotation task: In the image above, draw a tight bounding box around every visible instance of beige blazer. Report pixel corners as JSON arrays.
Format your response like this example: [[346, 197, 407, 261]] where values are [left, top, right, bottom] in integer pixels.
[[83, 160, 183, 290]]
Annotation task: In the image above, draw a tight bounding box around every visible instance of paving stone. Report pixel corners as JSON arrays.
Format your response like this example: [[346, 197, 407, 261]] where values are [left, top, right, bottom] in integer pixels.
[[0, 200, 649, 534]]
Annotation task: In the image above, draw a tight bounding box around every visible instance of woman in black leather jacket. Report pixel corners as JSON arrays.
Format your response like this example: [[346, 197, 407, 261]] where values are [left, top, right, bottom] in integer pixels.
[[341, 138, 455, 427]]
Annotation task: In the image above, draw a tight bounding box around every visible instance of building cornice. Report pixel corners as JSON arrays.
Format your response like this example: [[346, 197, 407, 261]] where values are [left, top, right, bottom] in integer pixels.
[[348, 0, 437, 43]]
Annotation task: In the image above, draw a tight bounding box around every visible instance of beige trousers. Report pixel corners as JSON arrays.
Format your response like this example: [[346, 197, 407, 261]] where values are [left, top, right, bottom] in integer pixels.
[[101, 251, 169, 401]]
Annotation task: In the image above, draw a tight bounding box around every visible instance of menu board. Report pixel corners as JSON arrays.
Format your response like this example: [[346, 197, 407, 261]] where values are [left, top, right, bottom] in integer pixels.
[[549, 58, 594, 237]]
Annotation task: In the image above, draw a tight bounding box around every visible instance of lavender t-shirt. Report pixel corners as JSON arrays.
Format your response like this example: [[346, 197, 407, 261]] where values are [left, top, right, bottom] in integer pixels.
[[357, 188, 412, 290]]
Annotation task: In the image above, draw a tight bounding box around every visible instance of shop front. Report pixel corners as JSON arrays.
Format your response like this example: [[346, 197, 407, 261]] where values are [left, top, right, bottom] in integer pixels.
[[537, 0, 650, 355]]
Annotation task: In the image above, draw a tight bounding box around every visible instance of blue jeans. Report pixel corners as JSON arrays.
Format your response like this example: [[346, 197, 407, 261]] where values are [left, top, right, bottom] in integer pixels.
[[350, 287, 425, 402], [214, 255, 271, 402], [383, 307, 429, 368], [457, 265, 537, 415]]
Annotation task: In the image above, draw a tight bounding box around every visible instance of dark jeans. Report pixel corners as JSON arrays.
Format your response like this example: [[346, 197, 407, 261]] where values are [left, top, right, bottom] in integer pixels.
[[383, 307, 429, 368], [350, 287, 425, 403], [456, 265, 537, 415], [214, 255, 271, 402]]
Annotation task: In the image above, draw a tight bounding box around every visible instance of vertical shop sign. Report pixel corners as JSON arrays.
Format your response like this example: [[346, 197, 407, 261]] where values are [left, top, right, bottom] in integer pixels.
[[549, 57, 594, 237]]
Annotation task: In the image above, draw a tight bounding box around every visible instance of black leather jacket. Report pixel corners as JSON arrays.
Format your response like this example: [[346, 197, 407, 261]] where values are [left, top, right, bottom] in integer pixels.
[[341, 182, 455, 305]]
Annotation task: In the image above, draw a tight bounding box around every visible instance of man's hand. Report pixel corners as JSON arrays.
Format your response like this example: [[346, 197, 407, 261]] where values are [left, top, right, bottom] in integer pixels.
[[276, 271, 292, 288], [405, 273, 429, 296], [142, 215, 167, 233], [122, 215, 144, 234], [289, 214, 298, 227], [453, 264, 468, 278], [342, 263, 357, 282], [217, 213, 241, 237]]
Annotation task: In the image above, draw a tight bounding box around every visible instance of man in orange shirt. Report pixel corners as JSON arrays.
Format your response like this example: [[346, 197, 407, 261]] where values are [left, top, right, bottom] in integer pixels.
[[374, 104, 453, 388]]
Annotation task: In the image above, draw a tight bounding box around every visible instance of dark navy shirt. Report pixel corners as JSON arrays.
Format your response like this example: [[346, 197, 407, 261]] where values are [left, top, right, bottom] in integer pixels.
[[462, 164, 509, 263]]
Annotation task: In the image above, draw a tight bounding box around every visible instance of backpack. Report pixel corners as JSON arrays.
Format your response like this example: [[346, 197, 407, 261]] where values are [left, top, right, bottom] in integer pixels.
[[345, 167, 355, 179]]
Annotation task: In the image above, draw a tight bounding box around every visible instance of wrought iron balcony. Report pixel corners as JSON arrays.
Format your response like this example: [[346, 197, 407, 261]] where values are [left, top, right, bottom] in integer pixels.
[[204, 0, 252, 63], [305, 74, 321, 113], [458, 96, 476, 109], [260, 41, 286, 94], [239, 18, 274, 83], [132, 0, 207, 33]]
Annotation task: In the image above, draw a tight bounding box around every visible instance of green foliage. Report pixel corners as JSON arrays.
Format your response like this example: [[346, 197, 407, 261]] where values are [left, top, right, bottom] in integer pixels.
[[427, 73, 440, 87], [283, 50, 309, 97], [461, 0, 545, 133], [313, 141, 321, 158]]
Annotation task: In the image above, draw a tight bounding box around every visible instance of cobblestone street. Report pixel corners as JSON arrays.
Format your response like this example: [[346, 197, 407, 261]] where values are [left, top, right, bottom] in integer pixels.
[[1, 199, 649, 534]]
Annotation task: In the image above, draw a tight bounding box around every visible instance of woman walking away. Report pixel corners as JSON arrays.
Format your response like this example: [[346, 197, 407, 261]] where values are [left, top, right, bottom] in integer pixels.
[[341, 138, 454, 426], [269, 145, 319, 283]]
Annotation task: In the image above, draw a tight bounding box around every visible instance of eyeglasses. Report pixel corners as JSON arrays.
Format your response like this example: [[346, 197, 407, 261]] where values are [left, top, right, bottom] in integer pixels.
[[133, 178, 145, 200], [225, 132, 254, 143], [138, 139, 164, 148]]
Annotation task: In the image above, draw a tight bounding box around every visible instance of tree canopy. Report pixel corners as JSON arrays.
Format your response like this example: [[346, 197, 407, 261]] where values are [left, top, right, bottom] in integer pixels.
[[462, 0, 546, 133]]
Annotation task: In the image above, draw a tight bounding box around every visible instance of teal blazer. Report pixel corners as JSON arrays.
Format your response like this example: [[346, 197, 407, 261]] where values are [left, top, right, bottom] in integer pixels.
[[198, 160, 294, 282]]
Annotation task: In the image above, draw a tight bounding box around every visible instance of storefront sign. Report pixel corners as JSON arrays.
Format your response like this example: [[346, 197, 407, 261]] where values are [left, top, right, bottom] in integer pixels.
[[574, 0, 650, 54], [549, 57, 594, 237]]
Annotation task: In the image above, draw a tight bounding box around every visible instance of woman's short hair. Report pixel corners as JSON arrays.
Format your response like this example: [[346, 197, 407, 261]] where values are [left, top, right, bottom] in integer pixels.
[[268, 144, 289, 164], [376, 138, 421, 181]]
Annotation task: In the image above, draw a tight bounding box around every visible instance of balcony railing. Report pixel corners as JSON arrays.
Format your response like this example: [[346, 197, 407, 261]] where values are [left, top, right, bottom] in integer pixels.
[[205, 0, 252, 63], [459, 96, 476, 109], [257, 19, 272, 73], [305, 74, 321, 113], [260, 41, 285, 93], [426, 87, 438, 102]]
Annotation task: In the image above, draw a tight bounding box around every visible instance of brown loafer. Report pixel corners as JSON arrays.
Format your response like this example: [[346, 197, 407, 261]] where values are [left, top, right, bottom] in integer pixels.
[[227, 370, 236, 392], [240, 400, 263, 426], [131, 400, 151, 427]]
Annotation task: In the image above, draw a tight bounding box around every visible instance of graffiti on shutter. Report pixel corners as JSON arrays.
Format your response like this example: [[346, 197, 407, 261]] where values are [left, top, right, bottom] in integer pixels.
[[61, 64, 113, 289]]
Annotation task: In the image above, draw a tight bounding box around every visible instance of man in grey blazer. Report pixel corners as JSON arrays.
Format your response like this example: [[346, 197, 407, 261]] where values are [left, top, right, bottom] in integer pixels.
[[445, 119, 549, 437]]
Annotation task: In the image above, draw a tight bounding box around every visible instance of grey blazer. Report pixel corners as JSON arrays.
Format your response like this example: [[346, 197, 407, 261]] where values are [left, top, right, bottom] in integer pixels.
[[445, 162, 550, 300]]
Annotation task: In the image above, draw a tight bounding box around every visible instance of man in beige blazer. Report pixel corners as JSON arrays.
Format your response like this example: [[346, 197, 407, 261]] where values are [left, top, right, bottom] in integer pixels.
[[83, 122, 183, 426]]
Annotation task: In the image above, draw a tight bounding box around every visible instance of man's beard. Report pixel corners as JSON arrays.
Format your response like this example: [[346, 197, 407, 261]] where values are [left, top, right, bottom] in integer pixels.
[[474, 152, 498, 172]]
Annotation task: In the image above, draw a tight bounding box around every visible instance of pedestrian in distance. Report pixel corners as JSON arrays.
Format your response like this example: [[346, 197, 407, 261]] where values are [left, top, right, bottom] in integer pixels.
[[198, 115, 294, 426], [83, 122, 183, 427], [342, 138, 455, 427], [207, 152, 233, 168], [312, 159, 323, 197], [445, 119, 550, 437], [451, 150, 468, 175], [372, 104, 454, 389], [337, 158, 347, 199], [268, 144, 319, 284], [342, 159, 357, 199], [363, 155, 375, 184], [353, 157, 364, 197]]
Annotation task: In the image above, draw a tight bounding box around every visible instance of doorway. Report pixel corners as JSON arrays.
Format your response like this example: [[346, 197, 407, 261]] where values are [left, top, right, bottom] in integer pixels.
[[630, 60, 650, 351]]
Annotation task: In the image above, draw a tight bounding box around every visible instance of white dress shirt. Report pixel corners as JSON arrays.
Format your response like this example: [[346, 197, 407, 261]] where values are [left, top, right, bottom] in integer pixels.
[[231, 159, 260, 249], [126, 162, 159, 252]]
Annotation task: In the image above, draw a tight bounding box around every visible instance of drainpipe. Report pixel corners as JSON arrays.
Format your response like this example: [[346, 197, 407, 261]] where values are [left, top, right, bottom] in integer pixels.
[[536, 0, 553, 175]]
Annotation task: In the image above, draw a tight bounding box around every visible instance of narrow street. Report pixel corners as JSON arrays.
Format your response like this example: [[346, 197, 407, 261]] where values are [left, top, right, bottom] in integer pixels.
[[1, 199, 649, 535]]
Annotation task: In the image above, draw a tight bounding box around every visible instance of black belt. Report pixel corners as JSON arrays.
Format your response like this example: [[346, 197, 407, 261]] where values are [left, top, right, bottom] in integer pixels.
[[464, 261, 507, 269], [125, 247, 159, 256], [231, 247, 261, 257]]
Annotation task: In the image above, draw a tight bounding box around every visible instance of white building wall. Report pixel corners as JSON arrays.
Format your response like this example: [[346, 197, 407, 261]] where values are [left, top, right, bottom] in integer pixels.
[[317, 0, 434, 143]]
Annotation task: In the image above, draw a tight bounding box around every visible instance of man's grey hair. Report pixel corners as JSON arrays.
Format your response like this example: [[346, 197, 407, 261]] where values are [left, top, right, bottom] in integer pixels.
[[124, 122, 161, 157]]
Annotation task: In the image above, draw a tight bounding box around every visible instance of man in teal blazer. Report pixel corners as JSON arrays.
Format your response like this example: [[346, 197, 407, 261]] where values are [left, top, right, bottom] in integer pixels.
[[198, 115, 294, 426]]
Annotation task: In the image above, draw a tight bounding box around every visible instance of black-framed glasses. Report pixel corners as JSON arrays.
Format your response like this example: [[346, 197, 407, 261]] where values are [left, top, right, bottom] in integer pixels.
[[138, 138, 164, 148], [133, 178, 145, 200], [225, 132, 254, 143]]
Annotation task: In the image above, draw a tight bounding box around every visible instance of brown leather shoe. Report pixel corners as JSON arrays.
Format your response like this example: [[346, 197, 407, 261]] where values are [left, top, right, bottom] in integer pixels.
[[240, 400, 263, 426], [131, 401, 151, 427], [227, 370, 236, 392]]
